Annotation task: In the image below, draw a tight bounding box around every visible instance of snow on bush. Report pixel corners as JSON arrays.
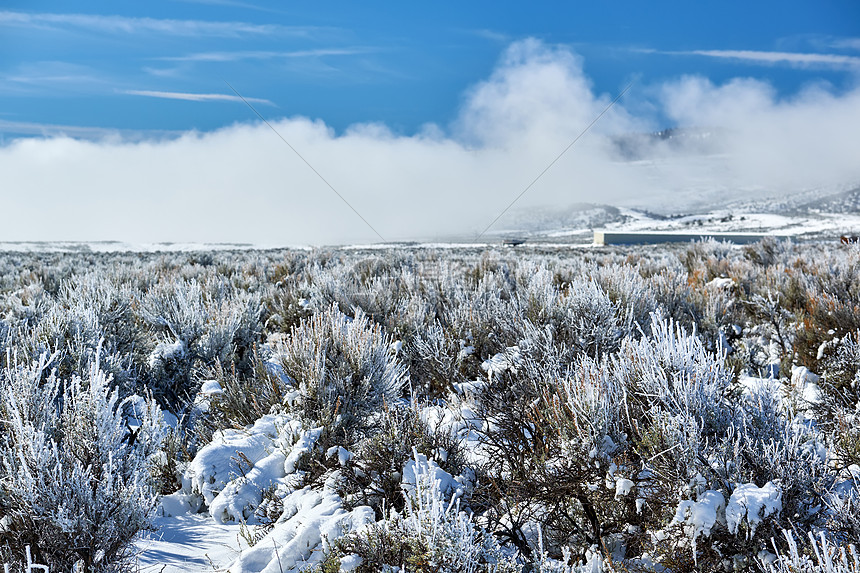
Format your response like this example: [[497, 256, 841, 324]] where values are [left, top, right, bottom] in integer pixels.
[[140, 277, 263, 409], [401, 452, 471, 508], [725, 481, 782, 538], [331, 401, 469, 520], [0, 347, 161, 571], [183, 414, 290, 510], [665, 481, 782, 563], [178, 412, 331, 526], [518, 267, 630, 359], [481, 345, 522, 383], [529, 529, 607, 573], [614, 315, 732, 425], [670, 490, 726, 558], [470, 314, 736, 559], [319, 451, 519, 573], [229, 486, 375, 573], [394, 451, 518, 572]]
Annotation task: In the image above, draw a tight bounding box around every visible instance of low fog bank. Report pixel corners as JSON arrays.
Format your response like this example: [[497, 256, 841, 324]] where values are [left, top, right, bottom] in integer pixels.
[[2, 39, 859, 245]]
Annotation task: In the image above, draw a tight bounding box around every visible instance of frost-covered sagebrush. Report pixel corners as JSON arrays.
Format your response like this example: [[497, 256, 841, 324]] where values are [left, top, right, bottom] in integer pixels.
[[275, 305, 407, 445], [1, 241, 860, 571], [141, 277, 263, 408], [0, 348, 162, 571], [320, 451, 519, 573]]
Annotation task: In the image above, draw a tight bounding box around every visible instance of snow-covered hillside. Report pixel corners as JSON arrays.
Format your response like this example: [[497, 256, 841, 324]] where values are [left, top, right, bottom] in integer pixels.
[[491, 184, 860, 245]]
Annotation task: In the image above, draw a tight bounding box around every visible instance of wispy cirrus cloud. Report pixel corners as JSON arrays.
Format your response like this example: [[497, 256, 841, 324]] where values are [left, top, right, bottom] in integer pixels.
[[123, 89, 274, 105], [141, 66, 187, 79], [171, 0, 286, 13], [831, 37, 860, 52], [160, 48, 373, 63], [672, 48, 860, 70], [1, 61, 109, 94], [0, 10, 320, 38], [0, 119, 181, 141], [466, 29, 511, 43]]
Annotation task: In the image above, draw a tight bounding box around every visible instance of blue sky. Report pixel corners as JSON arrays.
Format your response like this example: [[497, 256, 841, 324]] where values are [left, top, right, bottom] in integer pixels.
[[2, 1, 858, 136], [0, 2, 859, 245]]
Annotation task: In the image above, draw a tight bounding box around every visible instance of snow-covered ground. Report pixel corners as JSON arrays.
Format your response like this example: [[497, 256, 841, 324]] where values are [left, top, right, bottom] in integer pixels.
[[136, 515, 247, 572], [601, 209, 860, 238], [0, 241, 309, 253]]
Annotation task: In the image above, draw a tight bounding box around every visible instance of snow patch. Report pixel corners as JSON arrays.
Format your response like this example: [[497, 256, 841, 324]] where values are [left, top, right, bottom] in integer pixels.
[[402, 452, 469, 503], [227, 487, 373, 573], [726, 481, 782, 538], [184, 414, 287, 506], [706, 277, 735, 290], [209, 449, 288, 525], [481, 346, 521, 381], [136, 514, 248, 573], [158, 492, 203, 517], [671, 490, 726, 558], [339, 554, 363, 571], [199, 379, 223, 396], [791, 365, 822, 406], [615, 478, 635, 499]]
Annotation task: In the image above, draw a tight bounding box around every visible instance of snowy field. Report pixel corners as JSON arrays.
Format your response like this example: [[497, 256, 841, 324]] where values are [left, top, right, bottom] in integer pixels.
[[1, 238, 859, 572]]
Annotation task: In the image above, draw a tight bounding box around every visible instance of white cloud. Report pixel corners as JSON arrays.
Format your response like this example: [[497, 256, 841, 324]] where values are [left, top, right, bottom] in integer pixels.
[[0, 119, 180, 141], [465, 29, 510, 43], [123, 89, 274, 105], [159, 48, 370, 63], [172, 0, 269, 9], [171, 0, 289, 14], [832, 37, 860, 52], [2, 61, 106, 92], [678, 49, 860, 69], [660, 76, 860, 193], [2, 39, 859, 245], [0, 10, 318, 38]]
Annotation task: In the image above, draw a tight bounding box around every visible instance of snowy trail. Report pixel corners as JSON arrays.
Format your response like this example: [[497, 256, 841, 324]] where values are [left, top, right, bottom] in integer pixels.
[[135, 515, 247, 572]]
